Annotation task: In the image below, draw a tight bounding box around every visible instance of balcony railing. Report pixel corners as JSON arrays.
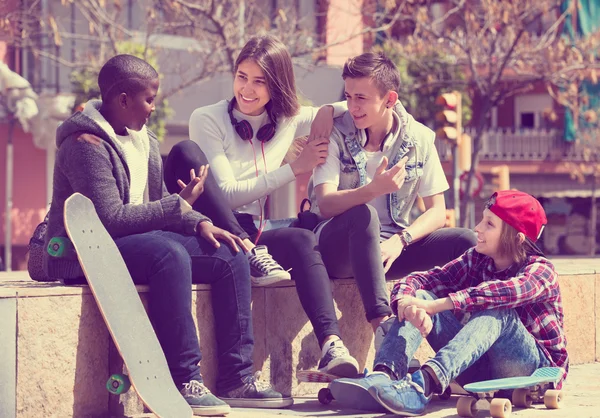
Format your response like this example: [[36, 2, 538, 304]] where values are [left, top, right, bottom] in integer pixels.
[[436, 128, 587, 162]]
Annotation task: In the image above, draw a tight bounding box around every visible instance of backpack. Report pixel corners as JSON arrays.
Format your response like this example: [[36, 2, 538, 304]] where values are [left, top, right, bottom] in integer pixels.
[[289, 198, 319, 231], [27, 212, 56, 282]]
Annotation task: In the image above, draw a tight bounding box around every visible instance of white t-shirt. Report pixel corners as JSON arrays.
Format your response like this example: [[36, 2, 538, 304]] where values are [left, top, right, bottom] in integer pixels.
[[364, 149, 393, 226], [313, 111, 448, 237], [189, 100, 346, 216], [81, 102, 150, 205], [113, 131, 150, 205]]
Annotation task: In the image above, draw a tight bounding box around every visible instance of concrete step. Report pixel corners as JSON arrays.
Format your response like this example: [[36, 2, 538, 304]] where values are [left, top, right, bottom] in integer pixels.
[[226, 362, 600, 418], [1, 257, 599, 417]]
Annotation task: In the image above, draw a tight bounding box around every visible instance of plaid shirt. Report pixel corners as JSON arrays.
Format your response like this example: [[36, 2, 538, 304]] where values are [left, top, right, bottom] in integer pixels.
[[391, 248, 568, 386]]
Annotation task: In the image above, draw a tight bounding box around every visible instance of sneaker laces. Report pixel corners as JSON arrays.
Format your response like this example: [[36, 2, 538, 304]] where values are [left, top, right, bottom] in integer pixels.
[[183, 380, 210, 396], [246, 371, 271, 392], [249, 250, 284, 274], [327, 342, 350, 358], [391, 374, 425, 394]]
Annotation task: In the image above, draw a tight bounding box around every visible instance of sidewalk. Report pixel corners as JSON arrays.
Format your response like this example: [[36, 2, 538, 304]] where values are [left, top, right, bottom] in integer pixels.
[[227, 363, 600, 417]]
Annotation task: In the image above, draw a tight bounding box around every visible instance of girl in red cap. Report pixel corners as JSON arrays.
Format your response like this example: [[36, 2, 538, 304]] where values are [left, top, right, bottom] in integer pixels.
[[329, 190, 568, 416]]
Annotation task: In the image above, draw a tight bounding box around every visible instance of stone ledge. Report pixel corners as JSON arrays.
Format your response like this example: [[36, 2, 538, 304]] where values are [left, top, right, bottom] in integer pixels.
[[1, 259, 599, 417]]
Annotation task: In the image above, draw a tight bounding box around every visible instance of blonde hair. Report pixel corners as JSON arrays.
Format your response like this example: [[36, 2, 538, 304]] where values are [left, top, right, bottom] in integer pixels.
[[498, 222, 528, 264]]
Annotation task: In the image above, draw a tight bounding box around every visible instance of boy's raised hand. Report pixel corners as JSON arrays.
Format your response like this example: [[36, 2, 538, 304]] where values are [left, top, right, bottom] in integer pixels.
[[290, 138, 329, 176], [196, 221, 245, 252], [369, 156, 408, 196], [178, 165, 209, 206]]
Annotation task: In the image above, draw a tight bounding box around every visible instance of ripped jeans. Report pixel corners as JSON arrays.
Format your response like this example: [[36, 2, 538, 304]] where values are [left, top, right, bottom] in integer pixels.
[[374, 290, 551, 391]]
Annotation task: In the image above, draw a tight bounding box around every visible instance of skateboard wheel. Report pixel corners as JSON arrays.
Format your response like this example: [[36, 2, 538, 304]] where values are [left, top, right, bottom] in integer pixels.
[[512, 388, 532, 408], [490, 398, 512, 418], [106, 374, 131, 395], [543, 389, 562, 409], [317, 388, 333, 405], [439, 386, 452, 400], [456, 396, 477, 417], [47, 237, 72, 257]]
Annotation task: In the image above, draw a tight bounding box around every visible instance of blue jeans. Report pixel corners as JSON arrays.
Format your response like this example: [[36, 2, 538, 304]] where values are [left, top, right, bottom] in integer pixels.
[[115, 230, 254, 393], [375, 290, 551, 391]]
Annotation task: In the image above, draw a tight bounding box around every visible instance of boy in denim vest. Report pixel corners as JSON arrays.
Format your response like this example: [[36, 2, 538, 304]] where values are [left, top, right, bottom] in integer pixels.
[[310, 52, 477, 340]]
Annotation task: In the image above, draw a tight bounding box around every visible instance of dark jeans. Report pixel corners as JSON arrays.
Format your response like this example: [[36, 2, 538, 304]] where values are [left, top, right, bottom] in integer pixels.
[[164, 140, 341, 346], [319, 204, 477, 321], [115, 230, 253, 393]]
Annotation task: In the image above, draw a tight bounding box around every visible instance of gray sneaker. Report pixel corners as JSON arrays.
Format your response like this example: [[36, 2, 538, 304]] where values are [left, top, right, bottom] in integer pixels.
[[374, 316, 396, 351], [218, 372, 293, 408], [318, 340, 360, 377], [180, 380, 230, 416], [247, 245, 291, 286]]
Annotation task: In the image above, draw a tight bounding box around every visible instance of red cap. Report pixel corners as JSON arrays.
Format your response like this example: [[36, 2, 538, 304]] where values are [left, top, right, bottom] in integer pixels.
[[488, 190, 547, 242]]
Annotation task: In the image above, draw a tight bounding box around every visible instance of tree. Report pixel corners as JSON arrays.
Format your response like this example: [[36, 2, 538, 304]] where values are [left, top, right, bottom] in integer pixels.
[[0, 0, 410, 100], [69, 41, 173, 141], [379, 43, 472, 128], [546, 82, 600, 255], [380, 0, 600, 226]]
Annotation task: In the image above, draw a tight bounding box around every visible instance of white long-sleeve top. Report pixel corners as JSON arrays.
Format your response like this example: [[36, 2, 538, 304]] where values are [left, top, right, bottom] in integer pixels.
[[189, 100, 346, 216]]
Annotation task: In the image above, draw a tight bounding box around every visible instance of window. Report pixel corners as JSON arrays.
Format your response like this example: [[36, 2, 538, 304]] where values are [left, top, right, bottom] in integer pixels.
[[520, 112, 535, 129], [514, 94, 553, 130]]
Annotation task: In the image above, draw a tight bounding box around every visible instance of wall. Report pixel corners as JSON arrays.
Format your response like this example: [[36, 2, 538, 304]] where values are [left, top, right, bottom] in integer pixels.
[[0, 124, 48, 268], [469, 81, 564, 130]]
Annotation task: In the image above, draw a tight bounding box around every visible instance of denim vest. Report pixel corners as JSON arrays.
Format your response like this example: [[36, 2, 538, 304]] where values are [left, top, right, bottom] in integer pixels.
[[309, 102, 435, 229]]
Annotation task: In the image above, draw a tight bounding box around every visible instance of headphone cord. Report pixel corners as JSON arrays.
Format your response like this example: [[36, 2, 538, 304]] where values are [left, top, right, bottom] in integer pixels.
[[250, 140, 269, 244]]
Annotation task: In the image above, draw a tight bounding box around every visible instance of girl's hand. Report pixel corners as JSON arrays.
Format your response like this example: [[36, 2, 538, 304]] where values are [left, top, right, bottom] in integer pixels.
[[178, 166, 209, 206], [308, 105, 335, 143], [290, 139, 329, 176]]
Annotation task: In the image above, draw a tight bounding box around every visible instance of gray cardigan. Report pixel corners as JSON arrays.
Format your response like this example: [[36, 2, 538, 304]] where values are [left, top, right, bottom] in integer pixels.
[[44, 103, 209, 279]]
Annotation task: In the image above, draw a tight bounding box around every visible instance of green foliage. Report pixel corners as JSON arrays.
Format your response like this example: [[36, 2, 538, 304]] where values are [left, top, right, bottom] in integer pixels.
[[377, 41, 472, 129], [69, 41, 173, 142]]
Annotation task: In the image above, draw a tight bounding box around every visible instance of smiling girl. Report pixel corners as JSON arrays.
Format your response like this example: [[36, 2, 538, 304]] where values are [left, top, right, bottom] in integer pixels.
[[330, 190, 568, 416], [163, 35, 360, 384]]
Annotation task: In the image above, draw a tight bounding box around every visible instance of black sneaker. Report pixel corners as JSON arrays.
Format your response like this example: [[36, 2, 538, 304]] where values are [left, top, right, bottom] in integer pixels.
[[247, 245, 291, 286], [180, 380, 231, 416], [318, 339, 360, 377], [218, 372, 293, 408]]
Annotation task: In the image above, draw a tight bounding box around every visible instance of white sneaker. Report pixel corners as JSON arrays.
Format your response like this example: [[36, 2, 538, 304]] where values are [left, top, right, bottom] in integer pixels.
[[247, 245, 291, 286]]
